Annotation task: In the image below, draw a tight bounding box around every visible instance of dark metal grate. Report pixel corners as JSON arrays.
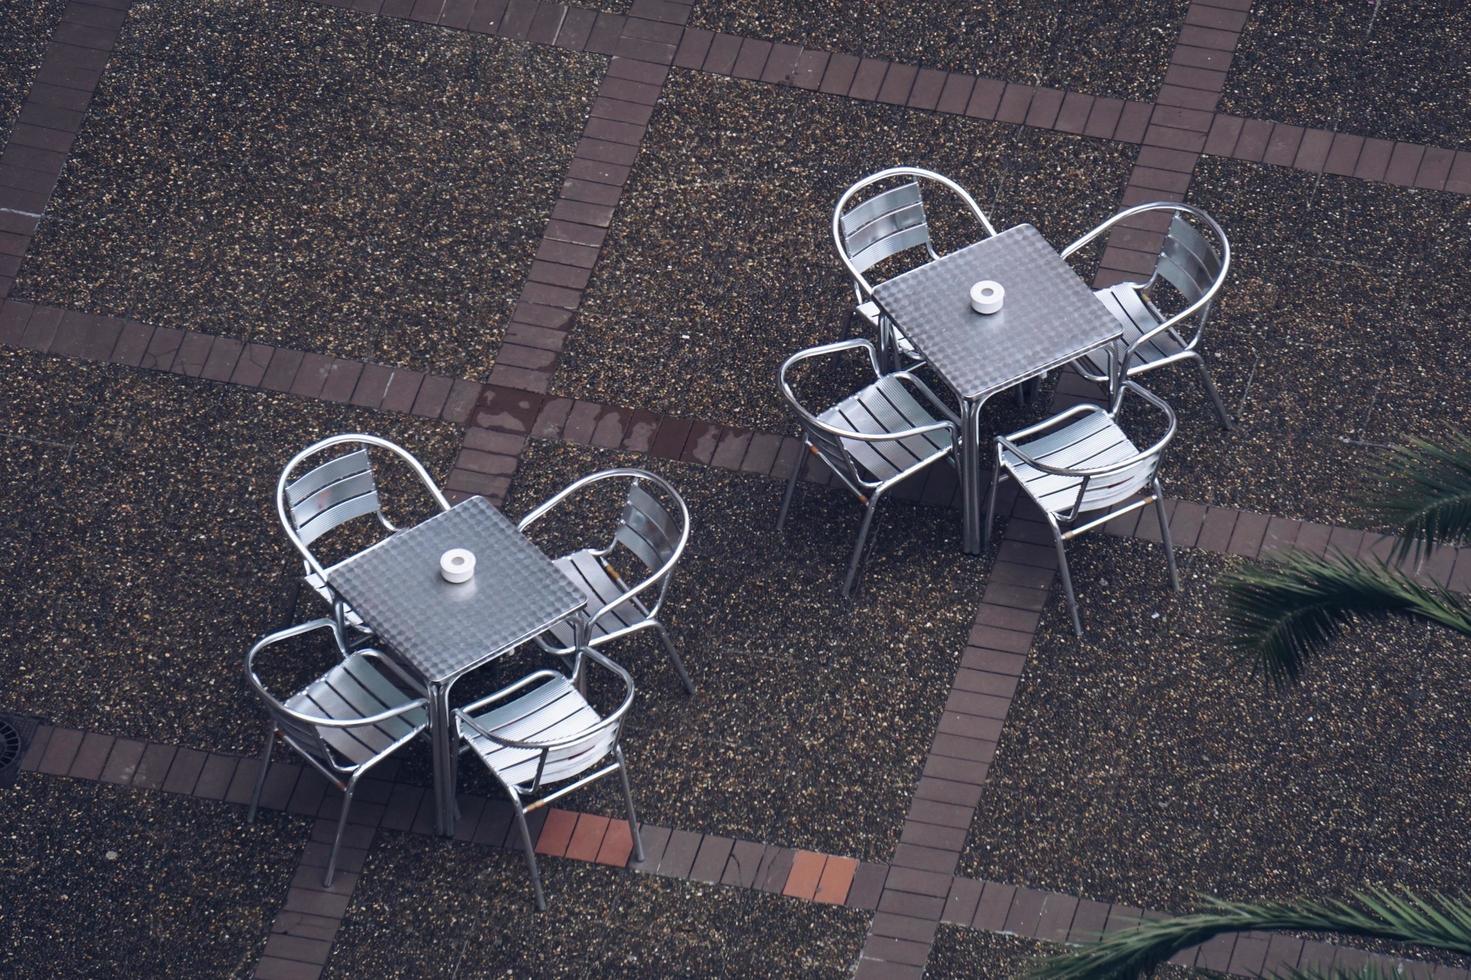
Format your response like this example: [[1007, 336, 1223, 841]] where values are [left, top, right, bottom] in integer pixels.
[[0, 713, 40, 787]]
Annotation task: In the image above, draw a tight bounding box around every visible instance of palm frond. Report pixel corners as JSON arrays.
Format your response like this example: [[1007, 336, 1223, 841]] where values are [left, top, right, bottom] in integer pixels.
[[1368, 434, 1471, 561], [1220, 550, 1471, 688], [1025, 889, 1471, 980]]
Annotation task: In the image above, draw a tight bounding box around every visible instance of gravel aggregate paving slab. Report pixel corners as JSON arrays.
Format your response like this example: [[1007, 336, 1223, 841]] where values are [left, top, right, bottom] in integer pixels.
[[1125, 156, 1471, 527], [0, 349, 461, 753], [0, 772, 307, 979], [13, 0, 600, 379], [326, 830, 869, 978], [960, 537, 1471, 912], [1222, 0, 1471, 150], [691, 0, 1188, 102], [497, 439, 987, 861], [553, 70, 1133, 432], [927, 927, 1215, 979], [0, 0, 66, 152]]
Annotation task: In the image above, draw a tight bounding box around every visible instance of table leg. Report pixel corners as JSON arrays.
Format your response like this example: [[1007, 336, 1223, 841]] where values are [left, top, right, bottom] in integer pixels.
[[431, 681, 455, 837], [961, 397, 983, 554]]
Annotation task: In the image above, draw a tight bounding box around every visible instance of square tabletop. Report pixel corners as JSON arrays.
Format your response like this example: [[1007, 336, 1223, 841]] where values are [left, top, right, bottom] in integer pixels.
[[871, 223, 1122, 401], [327, 495, 585, 686]]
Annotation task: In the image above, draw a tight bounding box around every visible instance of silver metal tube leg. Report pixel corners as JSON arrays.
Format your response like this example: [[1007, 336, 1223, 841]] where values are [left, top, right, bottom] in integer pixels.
[[615, 748, 645, 863], [654, 621, 695, 694], [1051, 525, 1083, 638], [247, 727, 274, 822], [775, 446, 803, 532], [431, 683, 454, 836], [843, 496, 881, 597], [512, 806, 547, 911], [325, 783, 354, 888], [1154, 482, 1182, 591], [983, 455, 1001, 552], [961, 399, 981, 554], [1194, 356, 1233, 429]]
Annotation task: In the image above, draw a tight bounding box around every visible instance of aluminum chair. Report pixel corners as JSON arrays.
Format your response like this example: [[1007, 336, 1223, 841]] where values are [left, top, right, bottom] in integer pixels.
[[246, 619, 429, 886], [778, 338, 959, 596], [1062, 202, 1233, 428], [456, 648, 642, 910], [517, 468, 695, 695], [985, 380, 1180, 636], [277, 434, 450, 654], [834, 167, 997, 369]]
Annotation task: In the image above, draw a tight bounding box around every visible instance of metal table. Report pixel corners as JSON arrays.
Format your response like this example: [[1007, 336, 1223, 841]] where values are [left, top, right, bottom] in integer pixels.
[[872, 224, 1123, 554], [328, 495, 586, 836]]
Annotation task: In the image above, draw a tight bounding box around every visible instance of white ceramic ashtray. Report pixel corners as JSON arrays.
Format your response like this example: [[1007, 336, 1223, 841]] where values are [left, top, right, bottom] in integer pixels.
[[440, 548, 476, 584], [970, 280, 1004, 315]]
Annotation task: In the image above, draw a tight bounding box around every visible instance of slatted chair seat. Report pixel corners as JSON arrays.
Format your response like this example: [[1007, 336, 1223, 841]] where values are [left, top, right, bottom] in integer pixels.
[[519, 469, 695, 694], [247, 620, 429, 888], [778, 339, 959, 595], [985, 382, 1181, 637], [1075, 283, 1191, 377], [835, 168, 996, 369], [818, 374, 955, 483], [455, 649, 643, 910]]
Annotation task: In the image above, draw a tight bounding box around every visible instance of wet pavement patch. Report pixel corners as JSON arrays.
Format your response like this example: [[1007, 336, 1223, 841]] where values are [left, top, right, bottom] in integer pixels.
[[326, 830, 869, 977], [960, 537, 1471, 912], [496, 439, 987, 861], [0, 348, 462, 754], [552, 70, 1133, 432], [690, 0, 1187, 102], [13, 0, 601, 379], [0, 0, 66, 151], [0, 772, 307, 978], [1130, 155, 1471, 527], [1222, 1, 1471, 150]]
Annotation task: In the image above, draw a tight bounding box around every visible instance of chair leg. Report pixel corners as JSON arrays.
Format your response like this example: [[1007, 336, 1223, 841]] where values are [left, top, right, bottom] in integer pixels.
[[776, 448, 803, 532], [614, 747, 645, 863], [511, 804, 547, 911], [843, 495, 882, 597], [983, 463, 1002, 552], [247, 726, 274, 823], [324, 782, 354, 888], [1154, 482, 1182, 592], [654, 621, 696, 695], [1193, 356, 1233, 429], [1050, 523, 1084, 638]]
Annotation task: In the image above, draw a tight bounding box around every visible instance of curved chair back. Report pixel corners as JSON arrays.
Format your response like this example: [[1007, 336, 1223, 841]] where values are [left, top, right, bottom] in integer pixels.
[[277, 434, 450, 581], [833, 167, 996, 299], [245, 620, 428, 777], [518, 468, 690, 625]]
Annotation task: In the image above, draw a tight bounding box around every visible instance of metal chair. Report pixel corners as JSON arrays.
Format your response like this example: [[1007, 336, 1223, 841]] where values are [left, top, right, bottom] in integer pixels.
[[246, 619, 429, 886], [833, 167, 997, 369], [456, 648, 642, 910], [985, 381, 1181, 637], [777, 338, 959, 596], [1061, 202, 1233, 428], [517, 468, 695, 695], [277, 434, 450, 654]]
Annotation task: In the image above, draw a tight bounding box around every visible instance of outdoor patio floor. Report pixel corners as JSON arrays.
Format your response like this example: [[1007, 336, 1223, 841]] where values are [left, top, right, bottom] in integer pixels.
[[3, 0, 1470, 977]]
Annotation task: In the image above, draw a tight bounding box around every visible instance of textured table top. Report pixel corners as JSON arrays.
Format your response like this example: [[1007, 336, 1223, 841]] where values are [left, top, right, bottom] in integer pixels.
[[328, 496, 585, 685], [872, 224, 1122, 401]]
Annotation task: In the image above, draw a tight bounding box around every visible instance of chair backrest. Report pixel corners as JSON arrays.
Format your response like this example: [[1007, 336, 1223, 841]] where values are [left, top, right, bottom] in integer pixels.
[[1075, 383, 1176, 515], [833, 167, 996, 297], [277, 434, 450, 580], [777, 339, 886, 492], [1155, 211, 1226, 308]]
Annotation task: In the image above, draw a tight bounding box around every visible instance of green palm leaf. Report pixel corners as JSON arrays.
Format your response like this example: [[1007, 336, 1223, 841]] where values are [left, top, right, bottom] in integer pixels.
[[1025, 889, 1471, 979], [1369, 434, 1471, 561], [1220, 550, 1471, 688]]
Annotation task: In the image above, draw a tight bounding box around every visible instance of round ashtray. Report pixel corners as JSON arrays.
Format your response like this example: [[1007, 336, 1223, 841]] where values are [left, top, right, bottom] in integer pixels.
[[440, 548, 476, 584], [970, 280, 1004, 315]]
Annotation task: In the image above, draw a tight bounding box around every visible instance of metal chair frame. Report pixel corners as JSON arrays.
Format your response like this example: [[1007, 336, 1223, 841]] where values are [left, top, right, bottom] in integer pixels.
[[833, 167, 997, 369], [777, 338, 959, 596], [245, 619, 429, 886], [985, 381, 1182, 636], [517, 468, 695, 694], [455, 647, 642, 910], [276, 434, 450, 654], [1061, 201, 1233, 427]]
